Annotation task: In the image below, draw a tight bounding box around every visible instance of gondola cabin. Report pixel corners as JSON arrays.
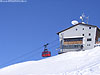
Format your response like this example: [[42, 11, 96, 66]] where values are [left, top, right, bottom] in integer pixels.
[[42, 43, 51, 57], [42, 51, 51, 57]]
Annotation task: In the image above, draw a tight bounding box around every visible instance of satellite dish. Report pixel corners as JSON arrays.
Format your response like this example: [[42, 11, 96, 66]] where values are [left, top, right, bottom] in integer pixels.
[[82, 22, 85, 24], [71, 20, 79, 25]]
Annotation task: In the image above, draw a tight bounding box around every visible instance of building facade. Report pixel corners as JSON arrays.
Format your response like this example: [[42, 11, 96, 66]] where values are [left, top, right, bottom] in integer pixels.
[[57, 23, 100, 54]]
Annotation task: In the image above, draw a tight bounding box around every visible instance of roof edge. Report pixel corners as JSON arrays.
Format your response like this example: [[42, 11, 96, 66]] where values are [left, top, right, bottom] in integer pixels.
[[57, 23, 98, 35]]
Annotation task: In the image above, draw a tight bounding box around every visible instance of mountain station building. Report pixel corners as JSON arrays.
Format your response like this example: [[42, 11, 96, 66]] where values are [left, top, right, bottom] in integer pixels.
[[57, 23, 100, 54]]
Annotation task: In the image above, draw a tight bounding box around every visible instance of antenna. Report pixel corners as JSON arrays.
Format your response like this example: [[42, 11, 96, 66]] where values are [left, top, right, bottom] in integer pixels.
[[86, 16, 89, 24], [80, 13, 85, 23], [80, 13, 89, 24]]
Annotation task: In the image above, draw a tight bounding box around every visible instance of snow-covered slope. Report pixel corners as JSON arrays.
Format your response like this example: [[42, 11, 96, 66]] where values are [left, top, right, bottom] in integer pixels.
[[0, 47, 100, 75]]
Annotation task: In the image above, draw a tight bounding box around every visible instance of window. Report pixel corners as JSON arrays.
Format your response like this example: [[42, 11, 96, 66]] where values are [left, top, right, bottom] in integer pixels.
[[89, 33, 91, 36], [64, 38, 83, 42], [63, 45, 83, 49], [87, 38, 92, 41], [83, 28, 84, 30], [82, 34, 84, 36], [98, 38, 100, 41], [87, 44, 91, 46], [89, 27, 91, 29]]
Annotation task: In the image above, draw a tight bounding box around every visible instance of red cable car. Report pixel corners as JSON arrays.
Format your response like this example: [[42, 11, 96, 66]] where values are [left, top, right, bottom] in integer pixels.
[[42, 43, 51, 57]]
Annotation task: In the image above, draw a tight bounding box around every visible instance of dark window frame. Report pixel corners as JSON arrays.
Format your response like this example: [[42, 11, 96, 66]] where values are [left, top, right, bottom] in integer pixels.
[[87, 44, 91, 46], [89, 27, 91, 29], [64, 38, 83, 42], [87, 38, 92, 41], [89, 33, 91, 36]]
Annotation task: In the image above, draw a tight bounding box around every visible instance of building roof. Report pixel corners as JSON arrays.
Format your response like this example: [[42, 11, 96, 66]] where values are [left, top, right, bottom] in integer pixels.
[[57, 23, 100, 35]]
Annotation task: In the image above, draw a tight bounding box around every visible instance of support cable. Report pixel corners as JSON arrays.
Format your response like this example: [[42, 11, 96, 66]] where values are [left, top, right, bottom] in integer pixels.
[[0, 38, 59, 68]]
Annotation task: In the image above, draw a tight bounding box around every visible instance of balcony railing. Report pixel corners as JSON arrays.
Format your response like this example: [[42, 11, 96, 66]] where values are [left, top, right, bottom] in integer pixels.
[[94, 41, 100, 47], [96, 41, 100, 44], [62, 44, 83, 49]]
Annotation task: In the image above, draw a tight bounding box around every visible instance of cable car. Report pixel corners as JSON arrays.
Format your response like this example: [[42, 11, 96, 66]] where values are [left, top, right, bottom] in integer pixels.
[[42, 43, 51, 57], [42, 51, 51, 57]]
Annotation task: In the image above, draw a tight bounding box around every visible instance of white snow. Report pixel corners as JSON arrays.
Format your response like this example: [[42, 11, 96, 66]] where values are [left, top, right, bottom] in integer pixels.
[[0, 47, 100, 75]]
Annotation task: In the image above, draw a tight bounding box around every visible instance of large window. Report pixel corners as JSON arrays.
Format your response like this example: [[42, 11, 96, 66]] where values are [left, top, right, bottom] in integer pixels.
[[63, 45, 83, 49], [64, 38, 83, 42]]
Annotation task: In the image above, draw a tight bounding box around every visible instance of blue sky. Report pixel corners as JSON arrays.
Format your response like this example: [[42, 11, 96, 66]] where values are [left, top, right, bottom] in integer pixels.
[[0, 0, 100, 68]]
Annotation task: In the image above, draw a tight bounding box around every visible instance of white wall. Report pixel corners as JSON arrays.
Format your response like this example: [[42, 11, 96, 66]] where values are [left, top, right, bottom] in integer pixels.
[[59, 24, 97, 50]]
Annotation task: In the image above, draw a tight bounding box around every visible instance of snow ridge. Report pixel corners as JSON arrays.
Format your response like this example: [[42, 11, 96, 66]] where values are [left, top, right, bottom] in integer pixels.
[[0, 47, 100, 75]]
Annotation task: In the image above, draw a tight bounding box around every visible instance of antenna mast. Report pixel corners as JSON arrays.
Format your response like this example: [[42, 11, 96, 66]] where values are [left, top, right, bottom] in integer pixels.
[[80, 13, 85, 23], [86, 16, 89, 24], [80, 13, 89, 24]]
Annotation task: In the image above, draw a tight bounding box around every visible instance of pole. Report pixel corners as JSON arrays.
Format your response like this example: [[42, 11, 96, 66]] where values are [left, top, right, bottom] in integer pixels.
[[61, 33, 64, 52]]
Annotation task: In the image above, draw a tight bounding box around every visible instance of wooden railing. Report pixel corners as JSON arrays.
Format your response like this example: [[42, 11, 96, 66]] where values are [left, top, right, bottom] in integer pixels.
[[64, 41, 82, 45]]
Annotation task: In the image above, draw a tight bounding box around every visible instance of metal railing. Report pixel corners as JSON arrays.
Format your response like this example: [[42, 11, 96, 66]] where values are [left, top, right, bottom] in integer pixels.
[[62, 44, 83, 49]]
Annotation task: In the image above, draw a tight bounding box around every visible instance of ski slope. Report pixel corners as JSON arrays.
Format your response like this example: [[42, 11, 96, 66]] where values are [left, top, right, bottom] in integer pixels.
[[0, 47, 100, 75]]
